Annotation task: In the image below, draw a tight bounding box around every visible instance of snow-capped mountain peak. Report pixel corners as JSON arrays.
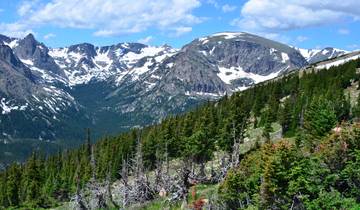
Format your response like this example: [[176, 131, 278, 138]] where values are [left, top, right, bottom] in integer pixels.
[[295, 47, 348, 64]]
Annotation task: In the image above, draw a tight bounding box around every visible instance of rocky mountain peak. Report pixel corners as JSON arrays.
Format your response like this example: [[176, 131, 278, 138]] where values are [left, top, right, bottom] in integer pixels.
[[11, 34, 66, 79], [14, 33, 40, 59], [24, 33, 36, 42], [68, 43, 97, 58], [0, 45, 35, 81], [296, 47, 348, 64]]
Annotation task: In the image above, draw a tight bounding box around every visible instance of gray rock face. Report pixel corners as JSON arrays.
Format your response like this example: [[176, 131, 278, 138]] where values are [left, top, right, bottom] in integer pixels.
[[0, 45, 36, 98], [0, 34, 13, 44], [187, 32, 306, 75], [155, 32, 307, 96], [14, 34, 66, 78], [0, 38, 83, 142], [68, 43, 97, 58]]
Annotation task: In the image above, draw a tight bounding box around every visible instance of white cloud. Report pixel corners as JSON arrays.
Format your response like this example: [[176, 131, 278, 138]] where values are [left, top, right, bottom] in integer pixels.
[[296, 35, 308, 42], [16, 0, 201, 37], [173, 26, 192, 37], [207, 0, 220, 9], [260, 32, 291, 44], [0, 22, 34, 38], [222, 4, 237, 13], [338, 28, 350, 35], [17, 0, 39, 16], [43, 33, 56, 40], [233, 0, 360, 32], [137, 36, 153, 44]]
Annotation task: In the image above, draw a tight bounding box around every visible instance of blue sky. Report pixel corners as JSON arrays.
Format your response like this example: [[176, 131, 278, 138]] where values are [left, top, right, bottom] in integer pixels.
[[0, 0, 359, 50]]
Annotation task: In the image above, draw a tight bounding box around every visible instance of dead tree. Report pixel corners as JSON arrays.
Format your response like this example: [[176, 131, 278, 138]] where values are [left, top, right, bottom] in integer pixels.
[[154, 145, 173, 195], [120, 158, 130, 207], [218, 154, 230, 182], [169, 160, 191, 202], [154, 149, 163, 193], [105, 164, 119, 208], [72, 166, 87, 210], [231, 121, 245, 168], [132, 134, 154, 203], [86, 145, 107, 210]]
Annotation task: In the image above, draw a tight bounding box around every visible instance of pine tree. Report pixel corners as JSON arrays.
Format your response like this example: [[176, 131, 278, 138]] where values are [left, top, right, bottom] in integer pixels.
[[352, 92, 360, 119], [0, 171, 8, 208], [21, 152, 43, 207], [304, 98, 337, 144], [5, 164, 21, 207], [263, 121, 273, 143]]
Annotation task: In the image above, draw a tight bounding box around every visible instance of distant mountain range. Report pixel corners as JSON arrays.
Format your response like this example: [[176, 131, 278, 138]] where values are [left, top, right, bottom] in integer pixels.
[[0, 32, 353, 158], [295, 47, 348, 64]]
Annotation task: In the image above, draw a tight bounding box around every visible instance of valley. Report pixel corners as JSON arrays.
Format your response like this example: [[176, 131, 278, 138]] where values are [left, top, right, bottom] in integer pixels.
[[0, 32, 349, 165]]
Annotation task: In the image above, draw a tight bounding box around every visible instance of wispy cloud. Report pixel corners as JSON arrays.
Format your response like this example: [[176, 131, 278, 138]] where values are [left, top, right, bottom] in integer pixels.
[[296, 35, 308, 42], [222, 4, 237, 13], [17, 0, 39, 16], [172, 26, 192, 37], [338, 28, 350, 35], [0, 22, 34, 38], [232, 0, 360, 32], [13, 0, 202, 37], [43, 33, 56, 40], [137, 36, 153, 44], [207, 0, 219, 9]]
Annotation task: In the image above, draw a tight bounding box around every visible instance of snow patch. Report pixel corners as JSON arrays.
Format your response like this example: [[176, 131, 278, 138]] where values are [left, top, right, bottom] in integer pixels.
[[281, 52, 289, 63], [130, 59, 154, 80], [315, 54, 360, 70], [167, 63, 174, 68], [217, 66, 281, 85], [270, 48, 277, 54], [296, 48, 320, 61], [94, 49, 112, 70], [199, 50, 207, 56], [20, 59, 34, 66], [49, 48, 68, 58], [0, 98, 28, 114], [123, 46, 166, 67], [211, 32, 245, 39], [4, 39, 18, 49]]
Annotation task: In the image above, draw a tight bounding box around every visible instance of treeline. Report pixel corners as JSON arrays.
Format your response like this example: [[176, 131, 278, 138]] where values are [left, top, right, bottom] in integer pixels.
[[0, 58, 359, 209]]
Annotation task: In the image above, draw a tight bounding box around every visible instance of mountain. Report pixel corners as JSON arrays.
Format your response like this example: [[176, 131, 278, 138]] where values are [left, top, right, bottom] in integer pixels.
[[296, 47, 348, 64], [0, 32, 353, 163], [0, 37, 86, 143], [170, 32, 306, 93], [1, 48, 360, 209]]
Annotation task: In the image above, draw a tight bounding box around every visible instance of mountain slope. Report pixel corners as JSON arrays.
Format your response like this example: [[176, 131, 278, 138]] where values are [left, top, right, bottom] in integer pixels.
[[0, 41, 86, 141], [0, 32, 354, 163]]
